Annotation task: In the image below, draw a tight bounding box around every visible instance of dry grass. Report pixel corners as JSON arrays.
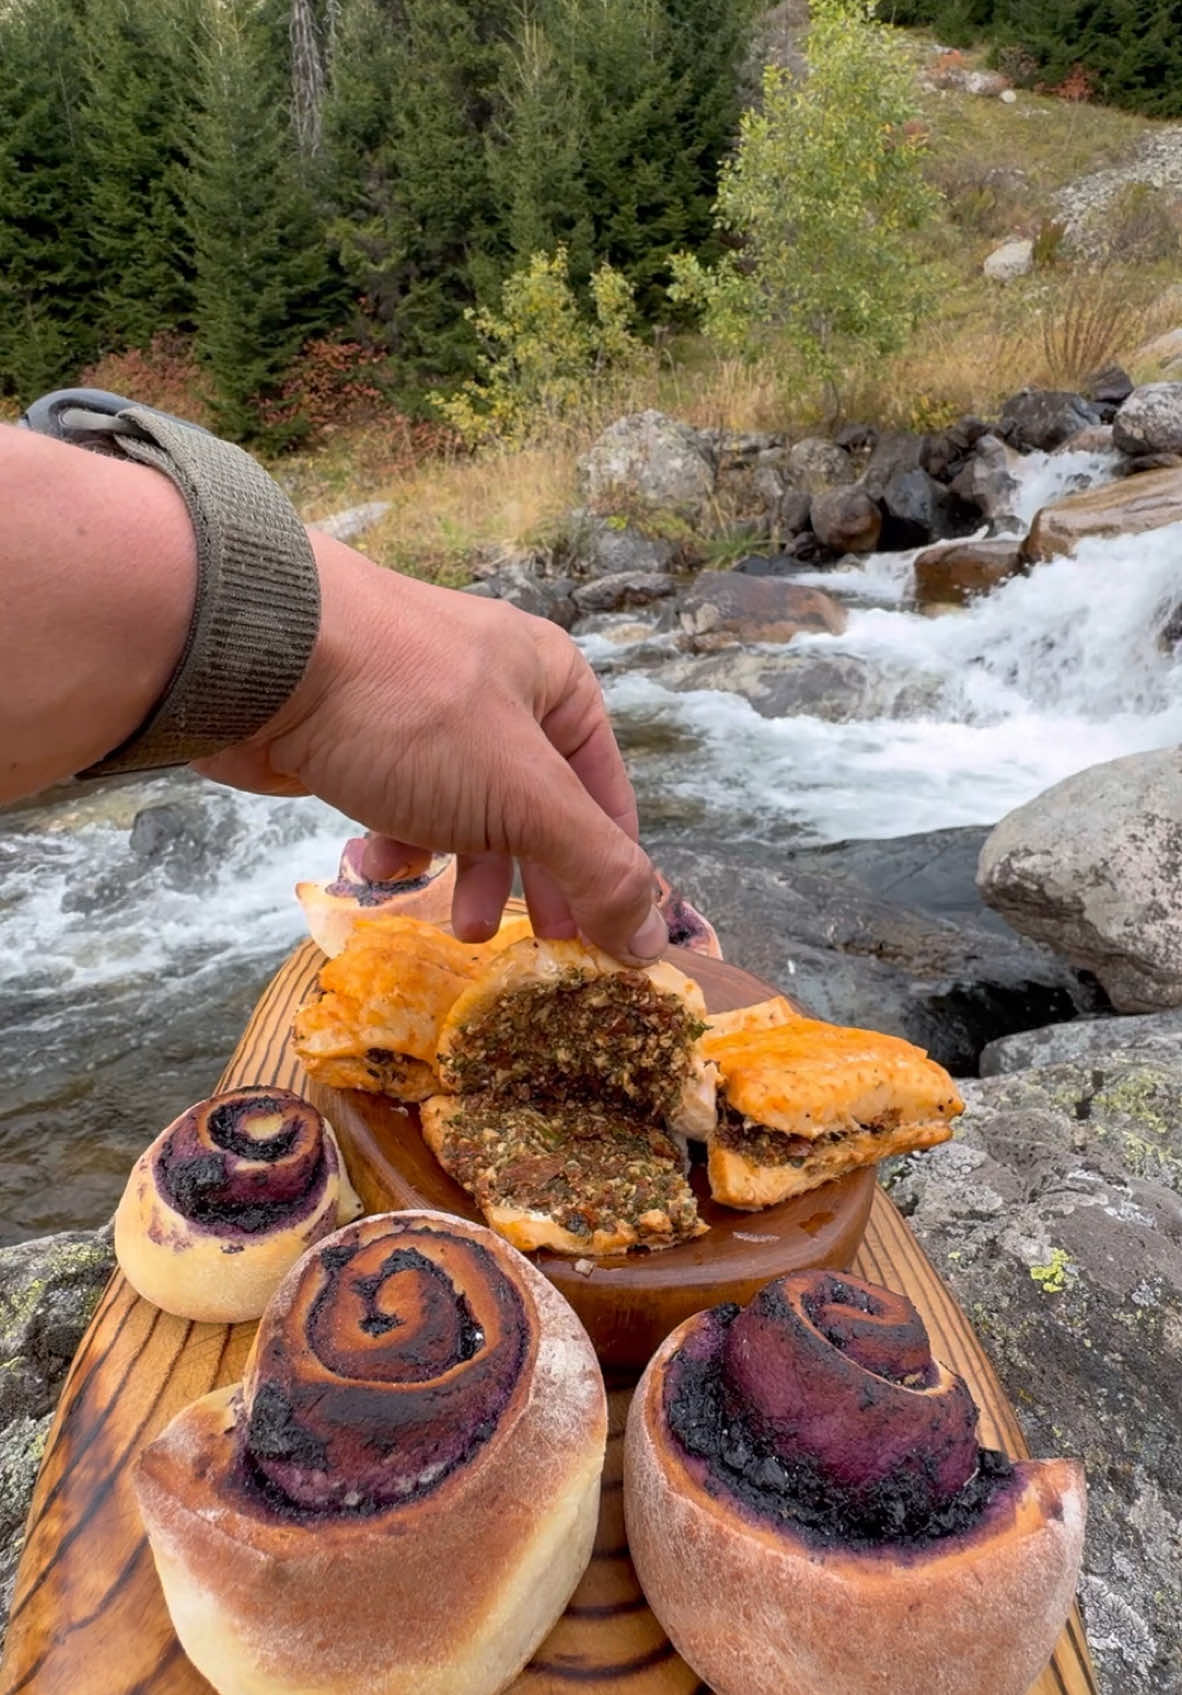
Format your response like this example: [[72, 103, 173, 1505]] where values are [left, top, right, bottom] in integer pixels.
[[344, 441, 581, 583]]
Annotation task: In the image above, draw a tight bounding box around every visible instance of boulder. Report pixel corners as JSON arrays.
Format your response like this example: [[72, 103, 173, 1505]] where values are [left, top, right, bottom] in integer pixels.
[[1057, 424, 1115, 454], [777, 486, 814, 535], [648, 649, 940, 722], [878, 467, 978, 549], [983, 238, 1034, 282], [980, 1007, 1182, 1075], [884, 1059, 1182, 1695], [978, 748, 1182, 1011], [1022, 464, 1182, 561], [676, 570, 847, 647], [913, 538, 1023, 607], [471, 563, 578, 628], [948, 433, 1022, 520], [809, 486, 882, 553], [576, 410, 715, 518], [786, 436, 855, 493], [313, 500, 390, 544], [0, 1227, 114, 1623], [731, 552, 802, 577], [999, 389, 1103, 452], [563, 511, 678, 579], [1113, 382, 1182, 457], [834, 421, 878, 452], [860, 429, 926, 498], [1086, 365, 1134, 408], [1131, 325, 1182, 379], [648, 826, 1106, 1075], [571, 571, 676, 615]]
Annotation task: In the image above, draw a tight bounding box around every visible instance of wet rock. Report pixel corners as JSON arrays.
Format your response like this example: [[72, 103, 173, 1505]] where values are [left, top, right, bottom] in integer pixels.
[[948, 433, 1022, 520], [127, 802, 219, 885], [649, 827, 1106, 1075], [1000, 389, 1103, 452], [883, 1059, 1182, 1695], [978, 747, 1182, 1011], [786, 436, 855, 493], [676, 570, 847, 648], [983, 238, 1033, 282], [1057, 424, 1115, 454], [577, 410, 715, 519], [980, 1007, 1182, 1075], [1022, 464, 1182, 560], [563, 510, 678, 579], [313, 500, 390, 543], [648, 649, 939, 722], [1113, 382, 1182, 457], [731, 552, 799, 576], [878, 467, 979, 549], [809, 486, 882, 554], [913, 538, 1024, 607], [571, 571, 676, 615]]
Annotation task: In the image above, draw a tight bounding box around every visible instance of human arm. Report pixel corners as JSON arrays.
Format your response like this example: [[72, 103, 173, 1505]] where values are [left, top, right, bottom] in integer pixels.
[[0, 426, 665, 962]]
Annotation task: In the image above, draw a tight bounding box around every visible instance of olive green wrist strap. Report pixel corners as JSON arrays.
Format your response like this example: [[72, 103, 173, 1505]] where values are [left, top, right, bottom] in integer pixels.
[[23, 396, 321, 777]]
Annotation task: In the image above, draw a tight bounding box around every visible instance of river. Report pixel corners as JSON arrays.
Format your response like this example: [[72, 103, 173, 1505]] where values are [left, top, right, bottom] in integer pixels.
[[1, 448, 1178, 1241]]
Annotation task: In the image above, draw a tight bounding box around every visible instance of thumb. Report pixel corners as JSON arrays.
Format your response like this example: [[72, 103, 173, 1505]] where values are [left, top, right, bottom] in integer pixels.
[[510, 743, 666, 964]]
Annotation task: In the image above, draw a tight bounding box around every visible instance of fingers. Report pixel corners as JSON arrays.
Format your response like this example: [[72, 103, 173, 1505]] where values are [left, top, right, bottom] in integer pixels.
[[360, 836, 433, 883], [540, 647, 640, 843], [520, 862, 579, 941], [452, 853, 514, 941], [509, 741, 666, 964]]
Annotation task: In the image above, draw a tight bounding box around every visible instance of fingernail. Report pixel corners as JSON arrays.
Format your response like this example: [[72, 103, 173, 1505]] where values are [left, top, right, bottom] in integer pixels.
[[628, 906, 668, 962]]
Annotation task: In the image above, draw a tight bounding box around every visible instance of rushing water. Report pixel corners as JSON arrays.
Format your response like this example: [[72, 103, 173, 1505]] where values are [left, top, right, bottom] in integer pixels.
[[1, 446, 1178, 1239]]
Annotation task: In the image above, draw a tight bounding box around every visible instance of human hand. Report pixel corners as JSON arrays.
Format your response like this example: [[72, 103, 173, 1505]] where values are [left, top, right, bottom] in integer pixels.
[[197, 533, 666, 963]]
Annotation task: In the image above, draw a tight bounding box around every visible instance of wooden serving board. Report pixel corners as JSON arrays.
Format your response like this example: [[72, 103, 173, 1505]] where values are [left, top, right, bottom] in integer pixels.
[[0, 939, 1097, 1695]]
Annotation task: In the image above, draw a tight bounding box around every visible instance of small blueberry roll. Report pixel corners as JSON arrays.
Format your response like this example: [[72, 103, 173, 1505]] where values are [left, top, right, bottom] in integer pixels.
[[135, 1211, 607, 1695], [625, 1269, 1085, 1695], [114, 1086, 362, 1323]]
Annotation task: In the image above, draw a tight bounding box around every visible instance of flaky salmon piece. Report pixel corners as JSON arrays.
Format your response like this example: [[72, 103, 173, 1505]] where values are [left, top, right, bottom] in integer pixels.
[[704, 1000, 962, 1207], [293, 913, 531, 1101]]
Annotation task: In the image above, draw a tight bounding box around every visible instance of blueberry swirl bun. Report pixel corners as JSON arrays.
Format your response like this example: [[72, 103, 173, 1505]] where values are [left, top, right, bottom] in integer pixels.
[[114, 1087, 361, 1323], [625, 1270, 1085, 1695], [135, 1211, 607, 1695], [296, 838, 456, 957]]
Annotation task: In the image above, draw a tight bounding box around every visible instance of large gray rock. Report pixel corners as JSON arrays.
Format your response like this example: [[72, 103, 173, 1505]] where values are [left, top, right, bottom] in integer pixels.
[[0, 1227, 114, 1625], [676, 570, 847, 648], [980, 1007, 1182, 1075], [786, 436, 855, 493], [648, 826, 1106, 1074], [1000, 389, 1103, 452], [878, 466, 977, 549], [564, 510, 678, 578], [884, 1058, 1182, 1695], [809, 486, 882, 553], [648, 649, 940, 722], [469, 563, 578, 628], [978, 749, 1182, 1011], [571, 571, 676, 615], [948, 432, 1022, 520], [577, 410, 715, 519], [983, 238, 1034, 282], [1113, 382, 1182, 457]]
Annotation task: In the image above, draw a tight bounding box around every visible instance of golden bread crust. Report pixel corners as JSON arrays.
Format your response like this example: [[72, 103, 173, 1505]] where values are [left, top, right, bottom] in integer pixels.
[[113, 1091, 361, 1323], [135, 1211, 607, 1695], [708, 1114, 953, 1207], [625, 1315, 1086, 1695]]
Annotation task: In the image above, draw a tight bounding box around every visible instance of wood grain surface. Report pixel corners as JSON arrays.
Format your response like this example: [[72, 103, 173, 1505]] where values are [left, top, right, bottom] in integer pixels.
[[0, 936, 1097, 1695]]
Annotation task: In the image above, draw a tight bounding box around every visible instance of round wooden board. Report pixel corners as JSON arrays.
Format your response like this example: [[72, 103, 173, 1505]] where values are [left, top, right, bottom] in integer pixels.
[[319, 946, 875, 1375], [0, 937, 1097, 1695]]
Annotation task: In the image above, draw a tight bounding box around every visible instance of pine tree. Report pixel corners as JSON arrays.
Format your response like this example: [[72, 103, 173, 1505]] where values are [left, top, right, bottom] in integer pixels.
[[0, 0, 97, 398], [185, 1, 345, 443], [78, 0, 201, 357], [325, 0, 515, 384]]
